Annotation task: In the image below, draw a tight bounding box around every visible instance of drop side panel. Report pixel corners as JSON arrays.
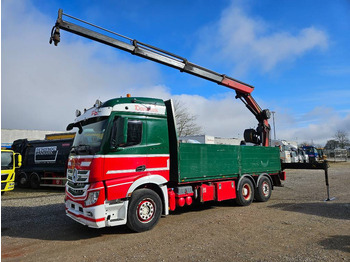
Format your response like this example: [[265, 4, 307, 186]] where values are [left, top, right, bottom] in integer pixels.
[[240, 146, 281, 174], [178, 143, 240, 183]]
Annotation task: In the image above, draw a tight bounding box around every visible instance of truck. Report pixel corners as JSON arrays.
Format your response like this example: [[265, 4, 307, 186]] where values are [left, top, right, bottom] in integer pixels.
[[271, 140, 292, 163], [316, 148, 327, 161], [12, 138, 73, 188], [297, 148, 309, 163], [50, 9, 285, 232], [1, 149, 22, 194], [302, 146, 319, 163]]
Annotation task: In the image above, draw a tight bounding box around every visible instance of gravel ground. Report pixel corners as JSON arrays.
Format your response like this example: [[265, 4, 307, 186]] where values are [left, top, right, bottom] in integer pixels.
[[1, 161, 349, 261]]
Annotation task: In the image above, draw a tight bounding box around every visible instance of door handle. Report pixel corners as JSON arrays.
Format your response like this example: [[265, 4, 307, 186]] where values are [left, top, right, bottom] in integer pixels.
[[136, 165, 146, 172]]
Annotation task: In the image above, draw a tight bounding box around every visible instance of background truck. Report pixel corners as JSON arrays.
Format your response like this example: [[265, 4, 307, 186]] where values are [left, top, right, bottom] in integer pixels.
[[12, 138, 73, 188], [50, 10, 285, 232], [317, 147, 327, 161], [1, 149, 22, 194], [302, 145, 319, 163], [271, 140, 292, 163]]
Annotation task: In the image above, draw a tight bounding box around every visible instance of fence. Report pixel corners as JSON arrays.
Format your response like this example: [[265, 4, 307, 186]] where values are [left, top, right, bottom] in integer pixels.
[[325, 149, 348, 162]]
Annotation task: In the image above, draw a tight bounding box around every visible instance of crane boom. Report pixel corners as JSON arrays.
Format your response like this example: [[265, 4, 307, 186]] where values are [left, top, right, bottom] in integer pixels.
[[50, 9, 271, 146]]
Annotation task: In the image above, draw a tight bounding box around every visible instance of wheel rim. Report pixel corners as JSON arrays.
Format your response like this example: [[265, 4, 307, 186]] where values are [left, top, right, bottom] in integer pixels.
[[137, 198, 155, 223], [20, 176, 27, 185], [242, 184, 251, 200], [19, 173, 27, 185], [262, 181, 270, 197]]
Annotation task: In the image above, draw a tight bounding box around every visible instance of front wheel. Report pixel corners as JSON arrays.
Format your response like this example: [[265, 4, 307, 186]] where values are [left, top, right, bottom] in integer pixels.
[[235, 177, 254, 206], [18, 172, 29, 188], [127, 188, 162, 233], [255, 176, 272, 202]]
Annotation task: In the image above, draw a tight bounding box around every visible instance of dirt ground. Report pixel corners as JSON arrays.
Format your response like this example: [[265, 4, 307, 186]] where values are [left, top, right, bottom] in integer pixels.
[[1, 162, 349, 262]]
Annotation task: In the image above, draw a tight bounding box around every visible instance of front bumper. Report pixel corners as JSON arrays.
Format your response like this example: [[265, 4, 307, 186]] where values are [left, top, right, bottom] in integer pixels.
[[1, 181, 15, 192], [65, 199, 129, 228]]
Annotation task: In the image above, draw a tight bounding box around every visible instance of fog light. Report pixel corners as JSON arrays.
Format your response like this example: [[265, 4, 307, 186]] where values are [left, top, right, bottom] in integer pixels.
[[85, 191, 100, 206]]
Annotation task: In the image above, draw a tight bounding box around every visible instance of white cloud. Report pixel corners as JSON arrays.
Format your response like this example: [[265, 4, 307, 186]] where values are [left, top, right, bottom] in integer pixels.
[[1, 1, 259, 140], [271, 106, 350, 145], [1, 1, 164, 131], [173, 93, 256, 139], [195, 2, 328, 75]]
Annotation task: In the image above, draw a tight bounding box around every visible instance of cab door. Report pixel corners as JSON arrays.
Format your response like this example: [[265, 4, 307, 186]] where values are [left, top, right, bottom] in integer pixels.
[[104, 116, 148, 200]]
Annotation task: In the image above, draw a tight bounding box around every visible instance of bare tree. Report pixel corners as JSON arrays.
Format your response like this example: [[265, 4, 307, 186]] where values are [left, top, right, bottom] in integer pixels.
[[324, 139, 339, 150], [173, 99, 202, 137], [334, 130, 350, 149]]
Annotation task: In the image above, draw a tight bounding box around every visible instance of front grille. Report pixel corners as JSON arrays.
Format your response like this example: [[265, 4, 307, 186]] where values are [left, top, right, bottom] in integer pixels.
[[67, 169, 90, 183], [67, 182, 90, 197], [66, 170, 90, 198], [68, 187, 85, 196], [1, 183, 6, 190], [1, 174, 9, 182]]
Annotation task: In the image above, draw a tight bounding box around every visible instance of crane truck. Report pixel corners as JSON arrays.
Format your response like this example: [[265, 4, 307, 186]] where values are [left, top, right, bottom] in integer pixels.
[[50, 9, 285, 232]]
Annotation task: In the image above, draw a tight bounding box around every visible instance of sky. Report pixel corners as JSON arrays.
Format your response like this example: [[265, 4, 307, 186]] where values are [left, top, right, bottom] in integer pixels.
[[1, 0, 350, 146]]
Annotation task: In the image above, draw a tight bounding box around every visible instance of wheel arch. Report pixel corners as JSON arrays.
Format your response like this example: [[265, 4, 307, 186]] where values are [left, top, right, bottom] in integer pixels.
[[127, 175, 169, 216], [256, 173, 274, 190], [237, 174, 256, 189]]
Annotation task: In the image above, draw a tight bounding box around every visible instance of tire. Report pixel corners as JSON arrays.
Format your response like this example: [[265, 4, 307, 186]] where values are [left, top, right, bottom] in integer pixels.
[[127, 188, 162, 233], [235, 177, 254, 206], [255, 176, 272, 202], [30, 172, 41, 189], [18, 172, 29, 188]]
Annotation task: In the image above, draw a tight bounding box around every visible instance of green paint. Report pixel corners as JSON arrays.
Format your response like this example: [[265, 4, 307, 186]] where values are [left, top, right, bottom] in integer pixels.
[[177, 143, 280, 183]]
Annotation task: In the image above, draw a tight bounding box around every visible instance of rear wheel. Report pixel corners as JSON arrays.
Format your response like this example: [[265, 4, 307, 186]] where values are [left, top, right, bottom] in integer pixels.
[[235, 177, 254, 206], [127, 188, 162, 232], [255, 176, 272, 202], [30, 172, 41, 189]]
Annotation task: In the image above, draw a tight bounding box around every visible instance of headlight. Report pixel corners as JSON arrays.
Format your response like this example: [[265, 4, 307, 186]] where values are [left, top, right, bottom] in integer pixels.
[[85, 191, 100, 206]]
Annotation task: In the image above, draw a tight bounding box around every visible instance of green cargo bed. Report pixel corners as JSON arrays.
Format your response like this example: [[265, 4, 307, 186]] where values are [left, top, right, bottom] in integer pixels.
[[176, 143, 281, 183]]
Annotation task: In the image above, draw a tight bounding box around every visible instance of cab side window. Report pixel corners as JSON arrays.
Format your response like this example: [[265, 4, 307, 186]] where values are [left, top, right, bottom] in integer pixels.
[[126, 120, 142, 146], [111, 118, 143, 148]]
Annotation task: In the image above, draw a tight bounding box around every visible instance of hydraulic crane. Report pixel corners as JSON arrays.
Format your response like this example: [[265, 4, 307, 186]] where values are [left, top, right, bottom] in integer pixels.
[[50, 9, 271, 146]]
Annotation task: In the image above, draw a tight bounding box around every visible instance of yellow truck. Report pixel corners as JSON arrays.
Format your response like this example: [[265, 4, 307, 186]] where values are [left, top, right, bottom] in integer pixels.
[[1, 149, 22, 194]]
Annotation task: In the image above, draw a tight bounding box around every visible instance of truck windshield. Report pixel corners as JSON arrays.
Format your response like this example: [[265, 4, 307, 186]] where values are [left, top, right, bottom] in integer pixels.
[[1, 151, 13, 170], [71, 117, 108, 155]]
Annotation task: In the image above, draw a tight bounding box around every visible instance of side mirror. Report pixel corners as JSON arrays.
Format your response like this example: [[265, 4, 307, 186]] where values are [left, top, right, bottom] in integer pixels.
[[66, 122, 83, 134], [66, 123, 74, 131], [14, 153, 22, 168]]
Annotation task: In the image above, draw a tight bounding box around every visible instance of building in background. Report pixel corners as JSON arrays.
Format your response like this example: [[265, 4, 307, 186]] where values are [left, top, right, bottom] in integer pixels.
[[1, 129, 75, 148]]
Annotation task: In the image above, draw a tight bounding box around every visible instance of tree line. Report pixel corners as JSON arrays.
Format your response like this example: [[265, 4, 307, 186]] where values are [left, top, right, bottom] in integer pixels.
[[324, 130, 350, 150]]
